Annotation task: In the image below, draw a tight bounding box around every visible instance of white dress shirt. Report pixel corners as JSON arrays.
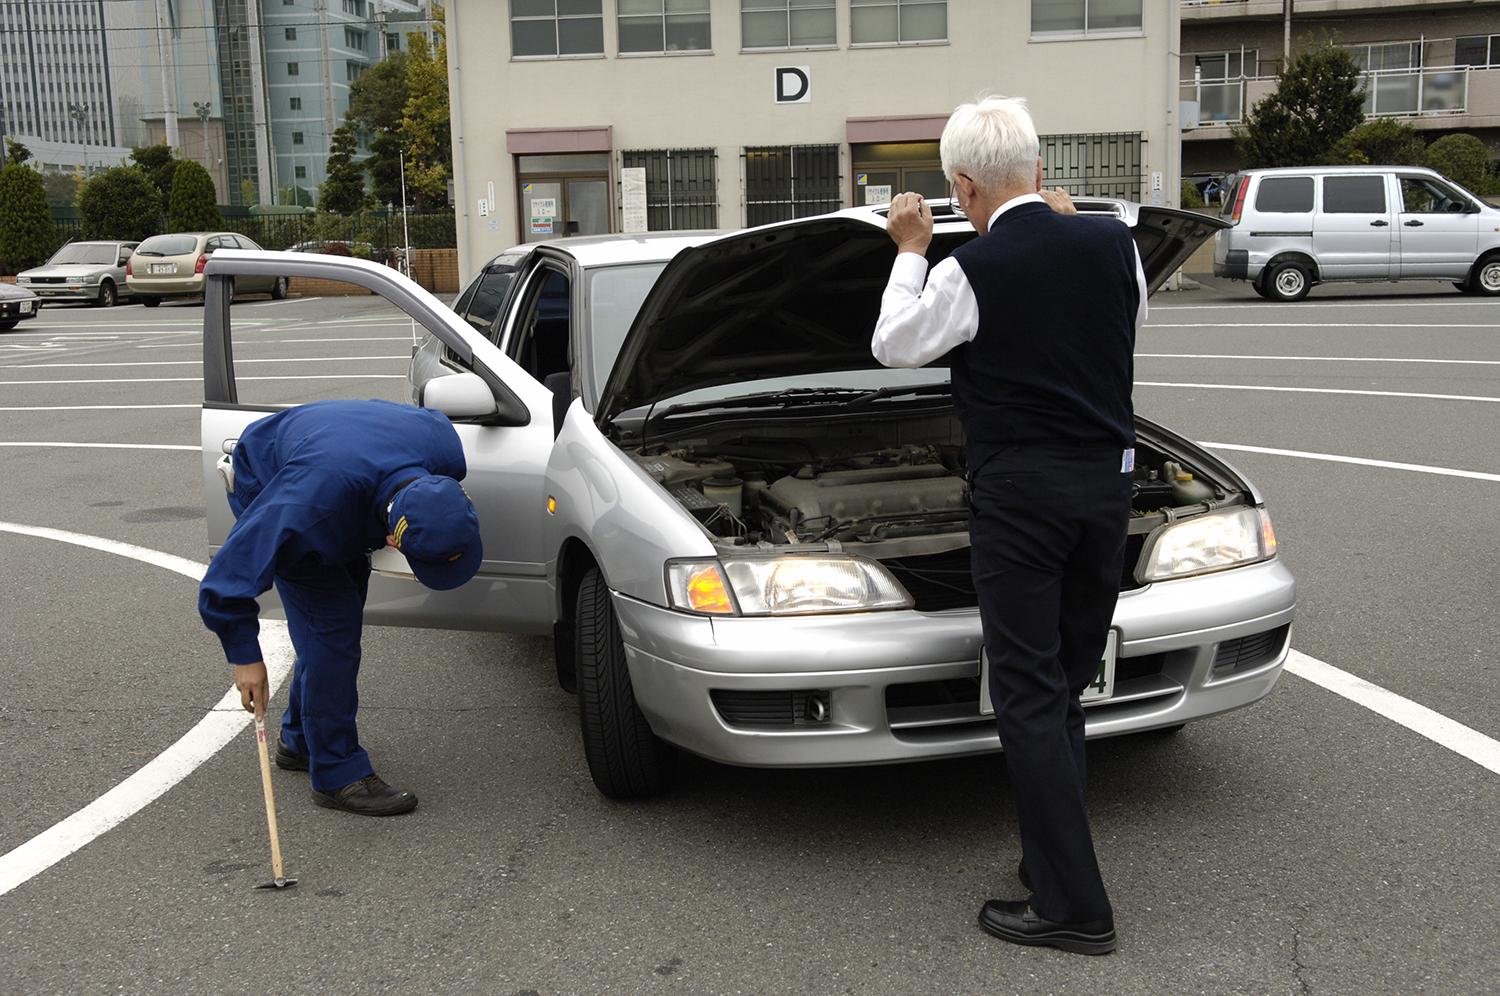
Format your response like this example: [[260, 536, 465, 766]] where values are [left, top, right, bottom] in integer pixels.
[[871, 194, 1150, 369]]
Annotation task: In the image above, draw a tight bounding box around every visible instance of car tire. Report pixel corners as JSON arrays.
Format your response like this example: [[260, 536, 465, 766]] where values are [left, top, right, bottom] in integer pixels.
[[1466, 255, 1500, 297], [95, 281, 117, 308], [575, 566, 676, 799], [270, 276, 288, 300], [1264, 260, 1312, 302], [1251, 274, 1274, 299], [140, 296, 161, 308]]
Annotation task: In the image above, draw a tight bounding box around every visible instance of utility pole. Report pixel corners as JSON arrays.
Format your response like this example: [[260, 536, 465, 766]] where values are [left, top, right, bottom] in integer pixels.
[[153, 0, 180, 149], [318, 0, 336, 195], [1283, 0, 1293, 66]]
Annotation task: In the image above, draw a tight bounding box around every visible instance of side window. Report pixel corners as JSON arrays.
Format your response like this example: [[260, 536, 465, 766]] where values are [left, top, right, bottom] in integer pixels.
[[1254, 176, 1313, 213], [451, 277, 480, 318], [1400, 177, 1468, 214], [1322, 176, 1387, 214], [205, 236, 227, 252], [236, 235, 263, 250], [463, 266, 521, 338], [508, 268, 572, 383]]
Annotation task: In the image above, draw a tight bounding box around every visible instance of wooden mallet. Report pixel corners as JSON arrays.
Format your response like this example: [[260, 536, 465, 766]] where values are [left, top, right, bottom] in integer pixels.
[[252, 714, 297, 890]]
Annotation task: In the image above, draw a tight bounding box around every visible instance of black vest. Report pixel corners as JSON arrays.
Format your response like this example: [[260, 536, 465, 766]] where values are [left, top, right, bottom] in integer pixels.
[[950, 201, 1140, 465]]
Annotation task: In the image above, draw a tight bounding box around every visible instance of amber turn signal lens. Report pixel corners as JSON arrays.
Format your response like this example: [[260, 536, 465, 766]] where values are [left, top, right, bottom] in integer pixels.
[[686, 565, 734, 614], [1261, 510, 1278, 557]]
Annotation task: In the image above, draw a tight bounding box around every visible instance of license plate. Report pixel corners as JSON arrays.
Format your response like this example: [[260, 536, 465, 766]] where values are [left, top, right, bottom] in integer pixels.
[[18, 301, 31, 313], [149, 263, 175, 274], [979, 630, 1118, 716]]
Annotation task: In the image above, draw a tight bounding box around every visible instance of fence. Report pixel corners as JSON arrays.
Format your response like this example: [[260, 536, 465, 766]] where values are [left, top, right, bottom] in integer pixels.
[[41, 207, 456, 255]]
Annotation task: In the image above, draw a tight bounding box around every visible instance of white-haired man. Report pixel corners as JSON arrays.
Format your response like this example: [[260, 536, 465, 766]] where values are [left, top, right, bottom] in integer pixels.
[[871, 96, 1147, 956]]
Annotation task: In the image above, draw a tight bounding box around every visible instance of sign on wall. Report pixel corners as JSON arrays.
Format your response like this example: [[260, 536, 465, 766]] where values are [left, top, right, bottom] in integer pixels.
[[775, 66, 811, 104], [621, 167, 648, 233]]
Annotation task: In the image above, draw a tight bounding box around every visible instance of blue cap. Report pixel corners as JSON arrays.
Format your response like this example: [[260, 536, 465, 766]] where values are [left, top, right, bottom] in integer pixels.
[[388, 475, 482, 591]]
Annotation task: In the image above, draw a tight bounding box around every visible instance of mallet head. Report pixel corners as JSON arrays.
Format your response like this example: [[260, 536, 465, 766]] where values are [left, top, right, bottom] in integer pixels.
[[254, 877, 298, 891]]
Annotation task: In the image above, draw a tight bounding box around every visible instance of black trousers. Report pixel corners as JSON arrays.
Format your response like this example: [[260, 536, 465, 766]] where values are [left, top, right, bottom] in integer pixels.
[[969, 442, 1129, 924]]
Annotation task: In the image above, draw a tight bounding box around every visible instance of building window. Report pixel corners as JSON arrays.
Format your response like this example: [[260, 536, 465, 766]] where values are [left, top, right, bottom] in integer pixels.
[[1345, 41, 1420, 72], [285, 27, 297, 40], [346, 61, 367, 81], [1456, 35, 1498, 67], [1189, 49, 1258, 123], [741, 0, 834, 50], [386, 32, 400, 52], [1031, 0, 1142, 36], [341, 0, 365, 14], [292, 131, 304, 145], [295, 165, 307, 179], [850, 1, 946, 45], [344, 27, 366, 51], [618, 0, 710, 54], [289, 96, 302, 110], [742, 144, 841, 225], [287, 61, 299, 76], [510, 0, 604, 58], [622, 149, 718, 229], [1039, 132, 1145, 200]]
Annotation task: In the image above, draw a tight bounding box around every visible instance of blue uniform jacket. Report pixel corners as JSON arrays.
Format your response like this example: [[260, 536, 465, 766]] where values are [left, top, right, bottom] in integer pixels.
[[199, 399, 467, 666]]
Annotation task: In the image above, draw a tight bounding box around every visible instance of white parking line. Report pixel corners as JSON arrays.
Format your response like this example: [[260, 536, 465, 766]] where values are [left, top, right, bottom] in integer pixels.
[[1147, 323, 1500, 329], [0, 404, 200, 412], [1202, 442, 1500, 484], [1136, 381, 1500, 404], [0, 522, 295, 898], [0, 355, 408, 369], [1139, 352, 1500, 367], [0, 374, 403, 385], [1153, 300, 1485, 311], [1286, 651, 1500, 775], [136, 336, 408, 348], [0, 441, 199, 451]]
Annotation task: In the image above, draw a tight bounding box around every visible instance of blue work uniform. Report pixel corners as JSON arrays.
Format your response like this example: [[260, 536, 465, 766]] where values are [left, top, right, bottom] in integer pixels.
[[198, 399, 467, 792]]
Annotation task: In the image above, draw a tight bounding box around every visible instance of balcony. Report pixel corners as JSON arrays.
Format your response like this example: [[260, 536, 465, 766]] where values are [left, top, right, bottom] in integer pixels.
[[1181, 65, 1500, 138], [1182, 0, 1482, 19]]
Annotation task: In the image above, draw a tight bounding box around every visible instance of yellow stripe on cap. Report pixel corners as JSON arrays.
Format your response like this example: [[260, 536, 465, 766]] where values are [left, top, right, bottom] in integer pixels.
[[393, 515, 409, 548]]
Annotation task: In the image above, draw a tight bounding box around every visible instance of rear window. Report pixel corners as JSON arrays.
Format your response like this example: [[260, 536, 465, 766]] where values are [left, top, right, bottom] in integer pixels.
[[1254, 176, 1314, 213], [135, 235, 198, 256], [1322, 176, 1387, 214]]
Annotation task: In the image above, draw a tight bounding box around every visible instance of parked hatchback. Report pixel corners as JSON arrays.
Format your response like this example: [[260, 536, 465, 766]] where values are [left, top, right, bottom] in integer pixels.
[[127, 232, 287, 307], [17, 240, 137, 307], [1214, 165, 1500, 300], [201, 202, 1295, 800]]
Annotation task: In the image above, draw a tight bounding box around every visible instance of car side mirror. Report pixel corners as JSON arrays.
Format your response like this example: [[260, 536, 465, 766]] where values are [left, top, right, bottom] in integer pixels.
[[421, 371, 500, 421]]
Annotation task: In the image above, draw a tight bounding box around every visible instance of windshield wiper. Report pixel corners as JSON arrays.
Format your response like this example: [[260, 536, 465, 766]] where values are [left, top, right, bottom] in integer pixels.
[[653, 387, 871, 420], [845, 383, 951, 409]]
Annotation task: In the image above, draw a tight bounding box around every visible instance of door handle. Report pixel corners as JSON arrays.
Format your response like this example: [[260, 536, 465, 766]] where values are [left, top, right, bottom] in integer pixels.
[[1370, 220, 1389, 227], [1404, 220, 1424, 227]]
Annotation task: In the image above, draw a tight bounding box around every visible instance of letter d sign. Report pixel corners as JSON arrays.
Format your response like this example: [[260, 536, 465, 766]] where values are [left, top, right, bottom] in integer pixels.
[[775, 66, 811, 104]]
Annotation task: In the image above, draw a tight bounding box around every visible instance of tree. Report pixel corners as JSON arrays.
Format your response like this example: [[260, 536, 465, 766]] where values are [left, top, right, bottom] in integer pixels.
[[1425, 133, 1499, 196], [0, 163, 57, 272], [129, 143, 179, 213], [1234, 43, 1366, 168], [42, 171, 82, 207], [168, 159, 223, 231], [320, 125, 370, 213], [78, 167, 163, 241], [5, 139, 32, 166], [1328, 118, 1426, 166], [400, 17, 452, 209], [346, 51, 410, 205]]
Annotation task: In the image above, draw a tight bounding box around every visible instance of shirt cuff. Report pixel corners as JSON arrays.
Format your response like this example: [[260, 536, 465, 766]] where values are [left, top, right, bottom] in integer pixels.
[[220, 628, 264, 667], [890, 252, 930, 294]]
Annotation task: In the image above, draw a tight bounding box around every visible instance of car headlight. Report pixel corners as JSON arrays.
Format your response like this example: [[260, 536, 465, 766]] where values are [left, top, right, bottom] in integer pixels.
[[1140, 506, 1276, 582], [16, 276, 29, 284], [666, 556, 913, 616], [84, 273, 102, 284]]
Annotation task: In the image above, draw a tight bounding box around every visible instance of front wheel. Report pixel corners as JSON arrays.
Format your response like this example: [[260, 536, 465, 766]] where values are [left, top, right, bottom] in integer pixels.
[[139, 296, 161, 308], [575, 567, 676, 799], [270, 276, 288, 300], [1467, 255, 1500, 297], [1264, 260, 1312, 302], [95, 281, 117, 308]]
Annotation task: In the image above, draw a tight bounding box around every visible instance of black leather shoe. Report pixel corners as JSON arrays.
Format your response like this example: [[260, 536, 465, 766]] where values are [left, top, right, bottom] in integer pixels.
[[274, 737, 309, 772], [978, 899, 1116, 955], [311, 775, 418, 816], [1018, 860, 1033, 893]]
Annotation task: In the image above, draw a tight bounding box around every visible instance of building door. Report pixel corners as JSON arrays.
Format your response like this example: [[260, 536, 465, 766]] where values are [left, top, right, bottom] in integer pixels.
[[516, 154, 612, 243], [851, 142, 945, 207]]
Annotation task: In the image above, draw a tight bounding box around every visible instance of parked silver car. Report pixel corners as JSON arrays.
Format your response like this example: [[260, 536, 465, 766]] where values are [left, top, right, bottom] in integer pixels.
[[16, 240, 137, 307], [1213, 165, 1500, 300], [200, 201, 1295, 799]]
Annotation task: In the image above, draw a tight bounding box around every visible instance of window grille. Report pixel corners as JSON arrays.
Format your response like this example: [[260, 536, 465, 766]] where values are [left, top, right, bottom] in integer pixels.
[[621, 149, 719, 230], [1039, 132, 1146, 201], [741, 144, 841, 226]]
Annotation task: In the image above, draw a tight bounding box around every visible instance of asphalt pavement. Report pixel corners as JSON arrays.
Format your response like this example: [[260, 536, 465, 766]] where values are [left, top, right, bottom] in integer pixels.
[[0, 278, 1496, 995]]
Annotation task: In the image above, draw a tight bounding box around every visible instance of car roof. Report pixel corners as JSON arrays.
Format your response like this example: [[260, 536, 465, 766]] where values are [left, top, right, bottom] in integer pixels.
[[1237, 165, 1443, 177], [479, 230, 724, 269]]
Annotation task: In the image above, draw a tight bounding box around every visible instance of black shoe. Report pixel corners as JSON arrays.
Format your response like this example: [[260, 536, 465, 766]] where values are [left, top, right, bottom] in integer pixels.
[[1018, 860, 1033, 893], [311, 775, 418, 816], [274, 737, 309, 772], [978, 900, 1116, 955]]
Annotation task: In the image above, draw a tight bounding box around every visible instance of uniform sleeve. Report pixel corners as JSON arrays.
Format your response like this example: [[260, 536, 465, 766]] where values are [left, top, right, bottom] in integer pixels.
[[870, 254, 980, 369], [197, 471, 354, 665]]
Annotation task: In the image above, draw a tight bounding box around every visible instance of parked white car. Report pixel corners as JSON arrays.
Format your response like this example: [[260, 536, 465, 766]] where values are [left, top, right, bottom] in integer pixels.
[[200, 201, 1295, 800], [1213, 165, 1500, 300]]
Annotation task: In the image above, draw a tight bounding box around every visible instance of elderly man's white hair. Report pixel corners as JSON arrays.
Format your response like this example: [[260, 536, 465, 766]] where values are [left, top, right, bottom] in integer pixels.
[[940, 96, 1040, 192]]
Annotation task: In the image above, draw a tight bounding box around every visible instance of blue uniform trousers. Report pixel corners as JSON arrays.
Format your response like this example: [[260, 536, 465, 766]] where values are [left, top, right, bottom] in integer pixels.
[[969, 442, 1127, 925], [273, 557, 375, 793]]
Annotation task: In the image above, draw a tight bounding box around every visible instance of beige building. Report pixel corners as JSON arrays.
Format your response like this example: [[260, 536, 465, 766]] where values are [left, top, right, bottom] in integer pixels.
[[446, 1, 1181, 279], [1181, 0, 1500, 177]]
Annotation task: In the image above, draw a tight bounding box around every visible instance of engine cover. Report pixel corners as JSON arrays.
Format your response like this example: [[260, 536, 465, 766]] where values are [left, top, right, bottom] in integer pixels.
[[767, 463, 966, 522]]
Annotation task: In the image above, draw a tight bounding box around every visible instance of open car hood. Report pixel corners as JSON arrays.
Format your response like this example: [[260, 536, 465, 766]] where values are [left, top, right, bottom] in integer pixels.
[[596, 203, 1228, 424]]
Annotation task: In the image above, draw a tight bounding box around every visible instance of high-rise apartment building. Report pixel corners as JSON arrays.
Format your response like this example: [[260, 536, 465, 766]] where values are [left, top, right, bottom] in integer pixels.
[[0, 1, 120, 167]]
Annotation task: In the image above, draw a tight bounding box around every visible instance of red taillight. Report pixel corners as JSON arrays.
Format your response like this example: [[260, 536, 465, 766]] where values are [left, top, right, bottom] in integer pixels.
[[194, 253, 208, 274], [1230, 179, 1249, 224], [125, 257, 133, 276]]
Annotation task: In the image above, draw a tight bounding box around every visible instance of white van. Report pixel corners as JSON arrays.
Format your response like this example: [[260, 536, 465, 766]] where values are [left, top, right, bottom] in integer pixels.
[[1213, 165, 1500, 300]]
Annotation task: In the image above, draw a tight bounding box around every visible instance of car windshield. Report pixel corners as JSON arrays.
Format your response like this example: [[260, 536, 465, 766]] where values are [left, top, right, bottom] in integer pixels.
[[586, 263, 950, 417], [46, 244, 117, 265], [136, 235, 198, 256]]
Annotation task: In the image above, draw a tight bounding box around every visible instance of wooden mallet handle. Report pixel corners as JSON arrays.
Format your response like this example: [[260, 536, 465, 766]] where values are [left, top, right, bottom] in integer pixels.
[[254, 716, 287, 882]]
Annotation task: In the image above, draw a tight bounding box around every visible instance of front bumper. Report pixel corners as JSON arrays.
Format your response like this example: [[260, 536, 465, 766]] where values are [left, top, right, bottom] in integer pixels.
[[25, 283, 105, 301], [616, 558, 1296, 767], [0, 297, 40, 323]]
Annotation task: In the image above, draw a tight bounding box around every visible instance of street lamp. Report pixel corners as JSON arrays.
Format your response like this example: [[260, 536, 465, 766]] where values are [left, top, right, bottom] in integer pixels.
[[67, 102, 90, 176], [193, 100, 213, 183]]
